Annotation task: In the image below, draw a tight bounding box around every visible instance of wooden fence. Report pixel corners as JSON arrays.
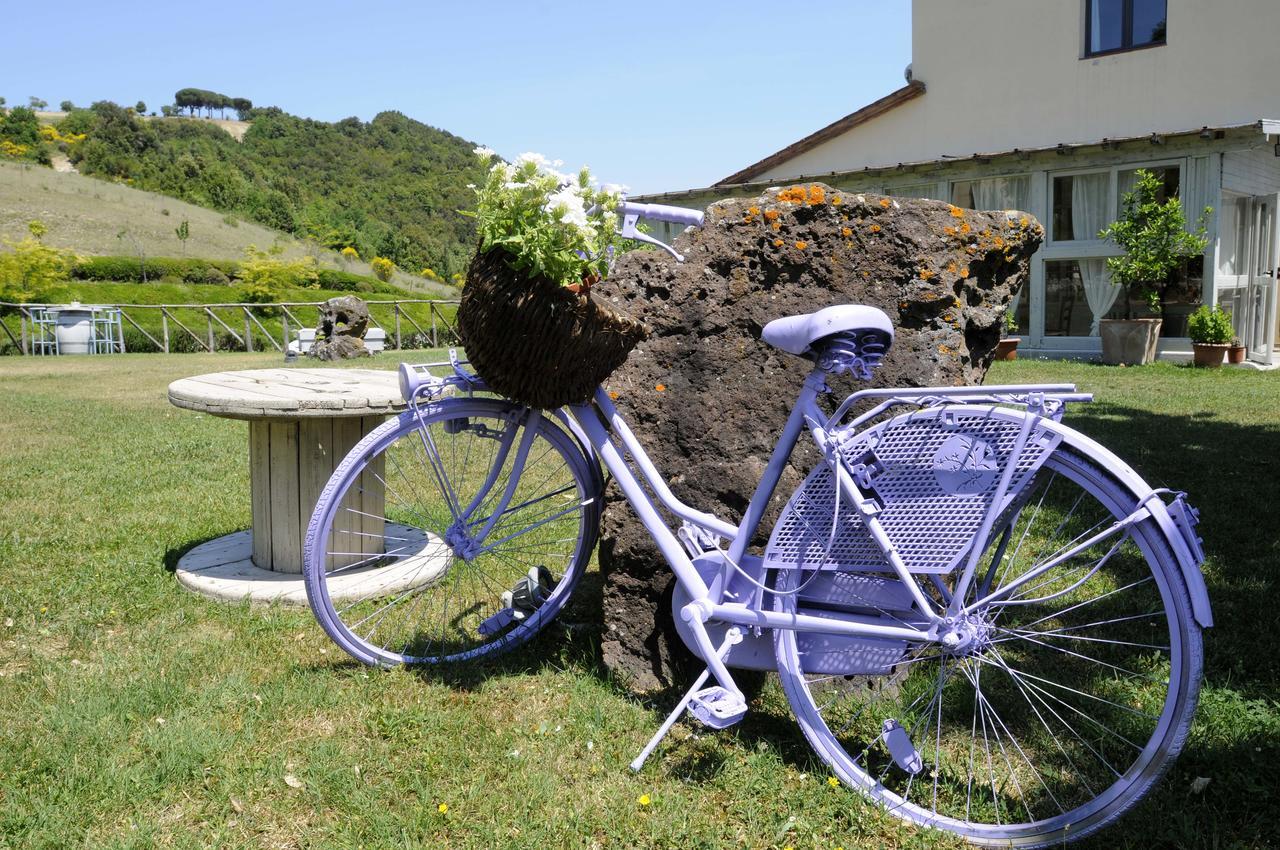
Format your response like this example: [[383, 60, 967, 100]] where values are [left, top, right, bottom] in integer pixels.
[[1, 299, 461, 355]]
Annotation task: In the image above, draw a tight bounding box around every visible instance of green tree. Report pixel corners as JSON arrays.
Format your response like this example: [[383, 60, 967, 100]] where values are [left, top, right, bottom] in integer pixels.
[[1099, 169, 1211, 317], [0, 220, 74, 304], [59, 100, 74, 112], [160, 105, 175, 117], [28, 96, 47, 110], [135, 101, 146, 115], [175, 219, 190, 255]]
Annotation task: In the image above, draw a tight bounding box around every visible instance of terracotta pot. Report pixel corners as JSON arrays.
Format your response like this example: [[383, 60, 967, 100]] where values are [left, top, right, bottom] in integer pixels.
[[1227, 344, 1247, 364], [1099, 318, 1162, 365], [994, 337, 1019, 361], [1192, 343, 1228, 368]]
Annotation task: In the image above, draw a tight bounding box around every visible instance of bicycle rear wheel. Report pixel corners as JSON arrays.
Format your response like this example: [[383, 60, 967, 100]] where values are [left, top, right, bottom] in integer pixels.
[[773, 445, 1202, 847], [304, 398, 600, 666]]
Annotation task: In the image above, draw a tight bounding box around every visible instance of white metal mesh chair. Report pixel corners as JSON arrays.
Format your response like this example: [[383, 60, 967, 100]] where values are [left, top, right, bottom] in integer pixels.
[[91, 306, 124, 353], [29, 307, 59, 355]]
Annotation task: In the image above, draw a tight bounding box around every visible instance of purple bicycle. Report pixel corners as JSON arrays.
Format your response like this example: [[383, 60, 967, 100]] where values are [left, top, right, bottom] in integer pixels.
[[303, 202, 1211, 847]]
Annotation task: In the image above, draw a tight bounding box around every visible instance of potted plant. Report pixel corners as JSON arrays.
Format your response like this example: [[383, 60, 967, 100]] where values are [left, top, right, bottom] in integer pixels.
[[1097, 169, 1210, 366], [459, 149, 642, 408], [1186, 305, 1233, 367], [994, 309, 1020, 361], [1227, 335, 1247, 365]]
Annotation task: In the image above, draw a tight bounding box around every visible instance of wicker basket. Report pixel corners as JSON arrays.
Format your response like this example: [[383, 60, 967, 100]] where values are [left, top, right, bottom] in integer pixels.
[[457, 248, 648, 409]]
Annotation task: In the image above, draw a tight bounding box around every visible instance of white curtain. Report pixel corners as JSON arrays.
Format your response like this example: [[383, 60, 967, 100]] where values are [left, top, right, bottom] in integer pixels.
[[1071, 172, 1115, 335], [971, 177, 1032, 316]]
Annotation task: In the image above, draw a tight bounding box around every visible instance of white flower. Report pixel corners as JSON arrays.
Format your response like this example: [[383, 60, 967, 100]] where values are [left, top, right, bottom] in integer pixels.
[[473, 145, 497, 159], [516, 151, 550, 168], [546, 186, 589, 230]]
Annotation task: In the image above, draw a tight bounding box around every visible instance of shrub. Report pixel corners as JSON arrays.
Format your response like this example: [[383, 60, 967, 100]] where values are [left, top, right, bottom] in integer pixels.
[[71, 256, 240, 284], [236, 245, 318, 311], [370, 256, 395, 282], [315, 268, 377, 292], [0, 222, 75, 304], [1187, 305, 1234, 344]]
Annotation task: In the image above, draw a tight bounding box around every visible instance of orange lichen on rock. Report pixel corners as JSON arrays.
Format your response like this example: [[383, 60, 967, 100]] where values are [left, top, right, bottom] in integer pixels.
[[778, 186, 808, 204], [771, 221, 781, 231], [807, 186, 825, 205], [960, 222, 971, 234], [919, 269, 936, 281], [748, 206, 760, 216], [944, 225, 958, 236], [773, 238, 784, 247], [795, 241, 808, 250], [869, 224, 881, 233], [764, 209, 780, 221], [949, 205, 965, 218], [879, 198, 892, 209], [841, 227, 852, 237], [959, 266, 970, 277], [655, 384, 666, 392], [832, 195, 843, 206]]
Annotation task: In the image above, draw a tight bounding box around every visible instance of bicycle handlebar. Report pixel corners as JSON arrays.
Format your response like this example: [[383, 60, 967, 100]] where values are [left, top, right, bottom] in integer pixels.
[[619, 201, 704, 228]]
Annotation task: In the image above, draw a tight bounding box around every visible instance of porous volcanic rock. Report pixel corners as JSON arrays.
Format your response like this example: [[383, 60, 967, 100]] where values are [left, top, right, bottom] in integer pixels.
[[596, 183, 1044, 692], [311, 295, 371, 360]]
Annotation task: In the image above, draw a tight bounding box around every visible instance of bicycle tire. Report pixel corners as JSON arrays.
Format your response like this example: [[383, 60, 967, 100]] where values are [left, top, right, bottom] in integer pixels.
[[304, 397, 600, 666], [773, 443, 1202, 847]]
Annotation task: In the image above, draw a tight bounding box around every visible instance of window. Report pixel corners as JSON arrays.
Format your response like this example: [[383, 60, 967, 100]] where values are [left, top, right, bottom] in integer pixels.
[[1044, 257, 1201, 337], [1086, 0, 1166, 56]]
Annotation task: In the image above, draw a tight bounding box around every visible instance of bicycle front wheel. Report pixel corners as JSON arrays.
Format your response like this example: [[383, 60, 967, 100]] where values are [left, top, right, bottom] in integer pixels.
[[304, 398, 600, 666], [774, 445, 1202, 847]]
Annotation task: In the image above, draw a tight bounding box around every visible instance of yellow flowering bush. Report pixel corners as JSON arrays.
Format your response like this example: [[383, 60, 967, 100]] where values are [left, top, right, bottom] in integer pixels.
[[370, 256, 395, 282]]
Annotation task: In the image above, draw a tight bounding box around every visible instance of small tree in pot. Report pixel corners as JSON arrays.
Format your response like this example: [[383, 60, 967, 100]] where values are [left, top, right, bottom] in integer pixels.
[[1097, 169, 1210, 365], [1186, 305, 1233, 368]]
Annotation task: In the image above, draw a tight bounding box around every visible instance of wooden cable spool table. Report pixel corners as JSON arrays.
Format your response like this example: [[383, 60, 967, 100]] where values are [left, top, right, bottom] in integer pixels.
[[167, 367, 422, 604]]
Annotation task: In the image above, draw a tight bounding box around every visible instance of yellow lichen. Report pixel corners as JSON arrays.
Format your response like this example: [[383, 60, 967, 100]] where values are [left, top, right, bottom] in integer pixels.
[[771, 221, 781, 231], [795, 240, 808, 250], [764, 209, 780, 221], [832, 195, 843, 206], [869, 224, 881, 233], [949, 205, 965, 218], [879, 198, 891, 209], [773, 238, 784, 247], [841, 227, 852, 237], [807, 185, 825, 205]]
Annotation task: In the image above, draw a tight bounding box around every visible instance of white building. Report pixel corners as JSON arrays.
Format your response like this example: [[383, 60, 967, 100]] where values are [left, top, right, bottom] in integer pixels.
[[635, 0, 1280, 364]]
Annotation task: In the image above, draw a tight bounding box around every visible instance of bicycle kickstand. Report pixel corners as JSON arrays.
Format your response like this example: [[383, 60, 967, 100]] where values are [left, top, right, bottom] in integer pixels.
[[630, 625, 745, 772]]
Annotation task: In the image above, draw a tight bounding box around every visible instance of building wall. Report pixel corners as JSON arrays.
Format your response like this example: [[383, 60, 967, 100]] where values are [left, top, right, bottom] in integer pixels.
[[1223, 144, 1280, 196], [756, 0, 1280, 182]]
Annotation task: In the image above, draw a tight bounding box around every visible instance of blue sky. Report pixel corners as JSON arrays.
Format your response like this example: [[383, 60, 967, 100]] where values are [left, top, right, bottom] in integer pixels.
[[9, 2, 912, 194]]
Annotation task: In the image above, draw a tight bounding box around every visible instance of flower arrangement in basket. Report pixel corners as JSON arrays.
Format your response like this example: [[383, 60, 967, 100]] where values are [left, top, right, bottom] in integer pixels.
[[459, 148, 646, 408]]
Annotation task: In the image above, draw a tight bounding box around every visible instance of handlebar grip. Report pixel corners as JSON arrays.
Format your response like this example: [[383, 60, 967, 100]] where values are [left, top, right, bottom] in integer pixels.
[[620, 201, 704, 228]]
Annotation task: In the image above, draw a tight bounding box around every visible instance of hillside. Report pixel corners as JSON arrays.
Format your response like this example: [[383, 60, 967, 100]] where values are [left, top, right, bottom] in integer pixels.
[[33, 102, 489, 278], [0, 160, 453, 297]]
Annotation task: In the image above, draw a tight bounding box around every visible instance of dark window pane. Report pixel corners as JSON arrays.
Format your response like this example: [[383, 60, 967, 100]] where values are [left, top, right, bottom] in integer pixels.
[[1053, 176, 1076, 241], [1132, 0, 1167, 45], [1090, 0, 1124, 53]]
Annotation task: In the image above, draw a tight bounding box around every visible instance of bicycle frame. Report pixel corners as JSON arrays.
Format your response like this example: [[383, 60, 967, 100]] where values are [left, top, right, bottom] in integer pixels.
[[565, 370, 1098, 654]]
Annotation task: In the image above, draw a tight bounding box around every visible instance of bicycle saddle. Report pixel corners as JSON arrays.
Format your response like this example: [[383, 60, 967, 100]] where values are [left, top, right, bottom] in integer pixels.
[[761, 305, 894, 357]]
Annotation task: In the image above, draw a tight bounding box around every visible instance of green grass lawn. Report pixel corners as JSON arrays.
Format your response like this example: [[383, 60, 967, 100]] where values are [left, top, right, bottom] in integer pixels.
[[0, 354, 1276, 849]]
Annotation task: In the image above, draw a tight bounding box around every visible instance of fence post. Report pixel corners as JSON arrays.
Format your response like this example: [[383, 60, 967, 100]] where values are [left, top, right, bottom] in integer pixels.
[[282, 313, 289, 354], [19, 309, 29, 356], [243, 307, 253, 353], [206, 310, 215, 351], [431, 306, 438, 348], [161, 307, 171, 353], [394, 303, 402, 350]]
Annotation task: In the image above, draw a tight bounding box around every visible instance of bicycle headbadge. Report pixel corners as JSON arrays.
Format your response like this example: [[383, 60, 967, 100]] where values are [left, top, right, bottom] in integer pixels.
[[813, 329, 892, 381]]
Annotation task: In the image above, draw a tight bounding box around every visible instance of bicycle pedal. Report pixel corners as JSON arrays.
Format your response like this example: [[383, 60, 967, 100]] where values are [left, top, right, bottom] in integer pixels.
[[687, 686, 747, 729], [881, 719, 923, 775], [477, 606, 516, 636]]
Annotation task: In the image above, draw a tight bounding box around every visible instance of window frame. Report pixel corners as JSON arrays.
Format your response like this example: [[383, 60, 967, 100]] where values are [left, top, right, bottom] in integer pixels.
[[1084, 0, 1167, 58]]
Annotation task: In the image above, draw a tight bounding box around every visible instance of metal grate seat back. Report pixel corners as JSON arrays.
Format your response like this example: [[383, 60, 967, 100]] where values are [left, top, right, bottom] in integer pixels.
[[765, 405, 1061, 575]]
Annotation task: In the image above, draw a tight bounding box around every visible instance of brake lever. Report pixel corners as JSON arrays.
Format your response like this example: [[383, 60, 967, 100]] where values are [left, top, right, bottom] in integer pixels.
[[620, 212, 685, 263]]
